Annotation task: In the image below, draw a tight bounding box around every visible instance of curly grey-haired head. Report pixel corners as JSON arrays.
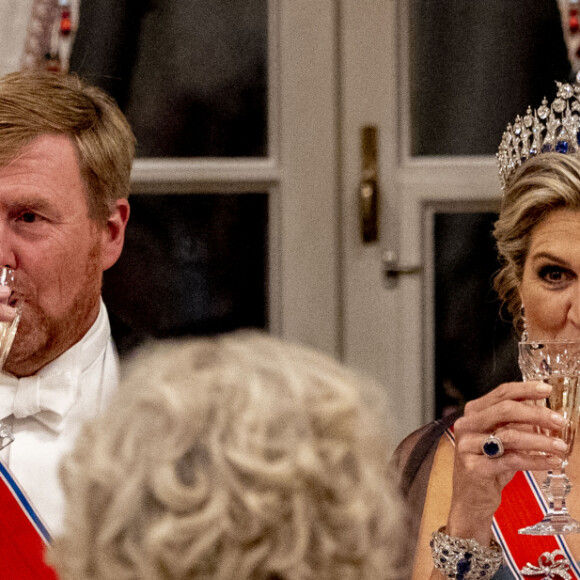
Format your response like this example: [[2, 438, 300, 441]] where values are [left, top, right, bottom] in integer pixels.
[[50, 331, 405, 580]]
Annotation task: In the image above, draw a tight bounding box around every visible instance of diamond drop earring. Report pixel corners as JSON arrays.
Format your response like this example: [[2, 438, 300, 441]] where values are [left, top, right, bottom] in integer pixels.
[[521, 305, 529, 341]]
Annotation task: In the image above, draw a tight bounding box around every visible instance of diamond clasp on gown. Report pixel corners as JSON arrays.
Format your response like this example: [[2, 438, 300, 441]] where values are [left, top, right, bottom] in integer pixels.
[[520, 550, 572, 579]]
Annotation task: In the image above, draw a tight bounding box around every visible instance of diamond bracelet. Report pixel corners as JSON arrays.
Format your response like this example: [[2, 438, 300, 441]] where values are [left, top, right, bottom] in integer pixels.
[[430, 526, 503, 580]]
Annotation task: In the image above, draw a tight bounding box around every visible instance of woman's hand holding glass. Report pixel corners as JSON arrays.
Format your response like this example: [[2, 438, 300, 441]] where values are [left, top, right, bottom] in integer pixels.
[[448, 381, 566, 545]]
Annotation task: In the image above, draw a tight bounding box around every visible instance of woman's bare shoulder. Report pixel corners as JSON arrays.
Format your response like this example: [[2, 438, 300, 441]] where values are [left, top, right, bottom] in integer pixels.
[[390, 411, 462, 492]]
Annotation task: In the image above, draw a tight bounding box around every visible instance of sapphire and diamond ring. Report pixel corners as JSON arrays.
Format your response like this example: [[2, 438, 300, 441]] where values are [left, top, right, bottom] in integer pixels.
[[482, 434, 505, 459]]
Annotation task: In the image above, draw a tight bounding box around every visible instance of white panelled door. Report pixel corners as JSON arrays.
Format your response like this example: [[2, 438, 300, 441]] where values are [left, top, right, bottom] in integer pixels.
[[340, 1, 500, 444]]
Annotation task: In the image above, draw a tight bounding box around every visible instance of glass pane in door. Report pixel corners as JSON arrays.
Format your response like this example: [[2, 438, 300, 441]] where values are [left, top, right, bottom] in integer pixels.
[[103, 193, 268, 356], [70, 0, 268, 157], [434, 212, 519, 418], [410, 0, 570, 156]]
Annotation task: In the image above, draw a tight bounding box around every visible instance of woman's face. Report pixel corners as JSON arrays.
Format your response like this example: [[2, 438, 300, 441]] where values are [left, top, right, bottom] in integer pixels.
[[520, 208, 580, 340]]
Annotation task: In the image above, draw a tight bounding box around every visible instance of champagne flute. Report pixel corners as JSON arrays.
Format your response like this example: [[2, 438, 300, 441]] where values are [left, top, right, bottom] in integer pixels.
[[0, 267, 21, 450], [518, 339, 580, 535]]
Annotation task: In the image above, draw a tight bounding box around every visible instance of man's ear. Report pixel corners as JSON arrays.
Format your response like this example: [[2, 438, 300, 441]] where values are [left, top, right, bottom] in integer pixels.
[[100, 199, 130, 271]]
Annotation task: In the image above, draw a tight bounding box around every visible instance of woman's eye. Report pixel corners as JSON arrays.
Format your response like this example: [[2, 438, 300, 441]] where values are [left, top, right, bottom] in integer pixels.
[[539, 265, 571, 284]]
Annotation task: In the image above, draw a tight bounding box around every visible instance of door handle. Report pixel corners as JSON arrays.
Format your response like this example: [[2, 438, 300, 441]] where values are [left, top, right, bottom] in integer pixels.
[[359, 126, 379, 243], [382, 250, 422, 287]]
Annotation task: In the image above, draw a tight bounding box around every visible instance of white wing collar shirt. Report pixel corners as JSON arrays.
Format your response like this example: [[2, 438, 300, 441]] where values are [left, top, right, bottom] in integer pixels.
[[0, 299, 119, 536]]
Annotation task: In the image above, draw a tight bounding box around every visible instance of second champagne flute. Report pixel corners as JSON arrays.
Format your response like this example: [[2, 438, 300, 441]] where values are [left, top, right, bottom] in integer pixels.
[[518, 339, 580, 535], [0, 267, 21, 450]]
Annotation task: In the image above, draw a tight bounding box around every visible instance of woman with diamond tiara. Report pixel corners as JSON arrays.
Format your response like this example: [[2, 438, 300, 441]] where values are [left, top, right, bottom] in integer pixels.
[[394, 73, 580, 580]]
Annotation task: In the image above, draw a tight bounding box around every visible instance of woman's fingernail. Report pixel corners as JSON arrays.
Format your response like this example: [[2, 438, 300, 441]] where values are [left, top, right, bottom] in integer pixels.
[[548, 456, 564, 466], [551, 413, 566, 425], [552, 439, 569, 452]]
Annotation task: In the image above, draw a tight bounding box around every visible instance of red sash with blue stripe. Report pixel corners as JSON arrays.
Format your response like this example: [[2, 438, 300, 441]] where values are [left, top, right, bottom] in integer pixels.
[[0, 460, 57, 578], [445, 427, 580, 579]]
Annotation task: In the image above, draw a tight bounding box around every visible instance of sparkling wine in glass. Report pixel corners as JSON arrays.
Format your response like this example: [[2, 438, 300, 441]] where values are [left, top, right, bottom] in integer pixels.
[[0, 267, 20, 450], [518, 340, 580, 535]]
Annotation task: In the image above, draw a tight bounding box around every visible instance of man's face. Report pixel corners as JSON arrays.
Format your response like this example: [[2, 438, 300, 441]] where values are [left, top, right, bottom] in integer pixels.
[[0, 134, 129, 376]]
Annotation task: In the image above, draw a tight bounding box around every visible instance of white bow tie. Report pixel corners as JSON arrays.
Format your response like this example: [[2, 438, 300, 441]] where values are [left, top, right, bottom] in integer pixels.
[[0, 371, 79, 432]]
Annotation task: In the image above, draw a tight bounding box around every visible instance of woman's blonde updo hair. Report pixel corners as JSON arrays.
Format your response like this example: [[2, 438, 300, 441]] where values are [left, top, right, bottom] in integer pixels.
[[50, 331, 405, 580], [493, 152, 580, 332]]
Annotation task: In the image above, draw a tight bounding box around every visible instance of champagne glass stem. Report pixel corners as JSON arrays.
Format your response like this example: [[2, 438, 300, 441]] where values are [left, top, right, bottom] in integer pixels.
[[542, 467, 573, 517]]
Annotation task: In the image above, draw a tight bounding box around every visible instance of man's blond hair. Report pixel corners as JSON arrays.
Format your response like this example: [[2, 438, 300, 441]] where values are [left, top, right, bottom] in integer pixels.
[[0, 71, 135, 224]]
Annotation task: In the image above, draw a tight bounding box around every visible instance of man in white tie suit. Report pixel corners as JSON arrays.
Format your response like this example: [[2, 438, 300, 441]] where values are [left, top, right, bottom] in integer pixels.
[[0, 70, 134, 535]]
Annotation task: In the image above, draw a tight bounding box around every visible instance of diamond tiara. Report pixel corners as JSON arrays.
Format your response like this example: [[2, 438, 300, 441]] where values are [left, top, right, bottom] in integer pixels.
[[497, 71, 580, 190]]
